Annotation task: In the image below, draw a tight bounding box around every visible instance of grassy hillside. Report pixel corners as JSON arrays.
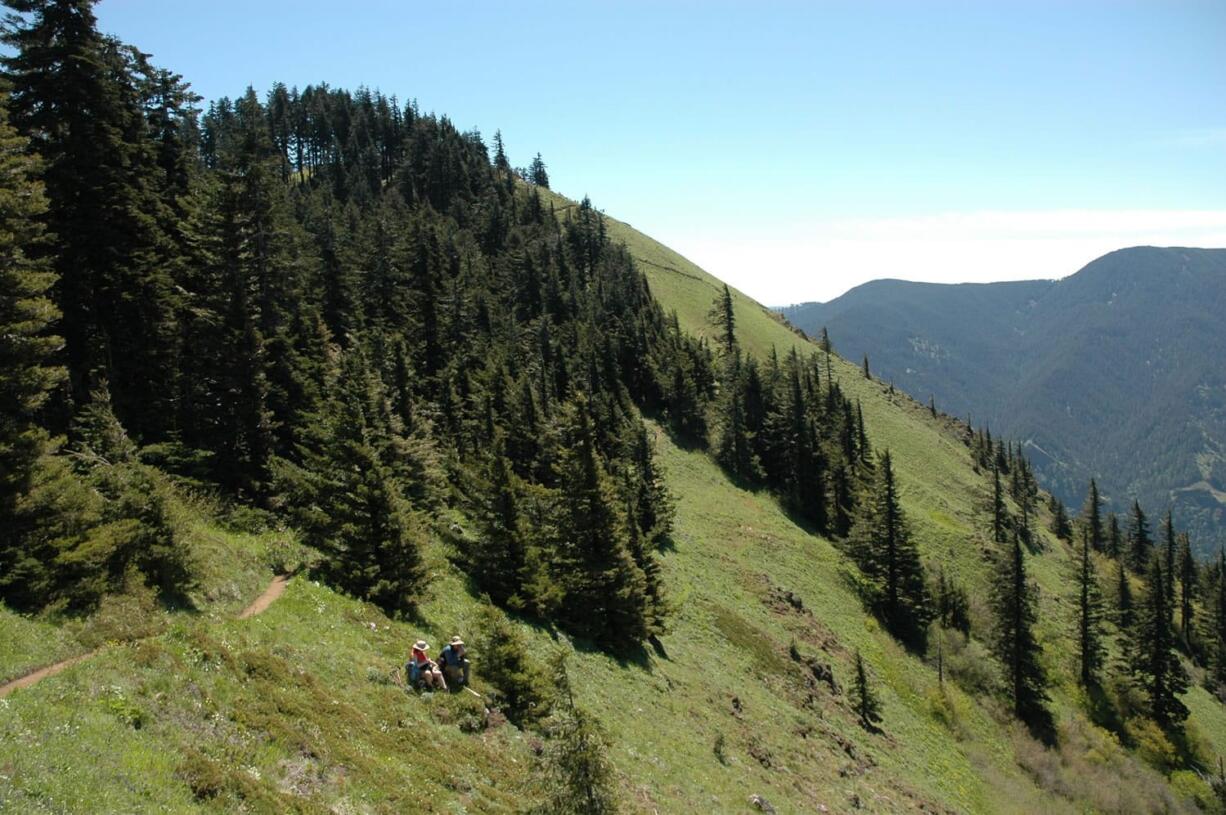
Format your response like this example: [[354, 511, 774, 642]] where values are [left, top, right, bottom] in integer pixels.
[[3, 194, 1224, 814]]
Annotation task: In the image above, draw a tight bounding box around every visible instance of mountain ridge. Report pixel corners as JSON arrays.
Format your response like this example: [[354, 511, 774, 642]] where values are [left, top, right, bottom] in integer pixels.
[[782, 246, 1226, 555]]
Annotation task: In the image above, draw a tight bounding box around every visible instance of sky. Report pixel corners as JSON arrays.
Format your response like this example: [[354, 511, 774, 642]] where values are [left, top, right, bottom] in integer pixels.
[[96, 0, 1226, 304]]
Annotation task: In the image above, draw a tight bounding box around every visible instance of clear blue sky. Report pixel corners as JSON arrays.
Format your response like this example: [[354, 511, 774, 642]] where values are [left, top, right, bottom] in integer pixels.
[[97, 0, 1226, 303]]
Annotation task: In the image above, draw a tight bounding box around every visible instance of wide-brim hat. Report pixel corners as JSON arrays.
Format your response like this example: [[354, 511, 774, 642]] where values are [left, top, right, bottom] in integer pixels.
[[414, 640, 429, 650], [450, 636, 465, 647]]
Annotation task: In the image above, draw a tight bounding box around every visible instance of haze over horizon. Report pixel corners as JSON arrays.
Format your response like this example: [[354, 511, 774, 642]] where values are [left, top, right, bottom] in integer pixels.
[[96, 0, 1226, 304]]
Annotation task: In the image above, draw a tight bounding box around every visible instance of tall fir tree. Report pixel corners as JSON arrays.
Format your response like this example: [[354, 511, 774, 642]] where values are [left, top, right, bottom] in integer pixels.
[[1135, 558, 1188, 731], [1075, 528, 1105, 687], [991, 530, 1053, 740], [1127, 500, 1152, 574], [851, 450, 931, 649], [1081, 478, 1104, 552], [1177, 532, 1196, 648]]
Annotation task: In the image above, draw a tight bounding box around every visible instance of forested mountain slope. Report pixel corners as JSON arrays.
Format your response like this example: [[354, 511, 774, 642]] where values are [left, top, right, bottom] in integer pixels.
[[782, 247, 1226, 557], [5, 3, 1226, 813]]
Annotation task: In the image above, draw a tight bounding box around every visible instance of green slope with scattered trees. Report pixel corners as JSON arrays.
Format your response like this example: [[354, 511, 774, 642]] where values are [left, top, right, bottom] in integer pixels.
[[5, 2, 1226, 813]]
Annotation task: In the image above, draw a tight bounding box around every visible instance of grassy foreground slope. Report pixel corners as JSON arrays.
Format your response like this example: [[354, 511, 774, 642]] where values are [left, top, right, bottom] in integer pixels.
[[2, 191, 1224, 814]]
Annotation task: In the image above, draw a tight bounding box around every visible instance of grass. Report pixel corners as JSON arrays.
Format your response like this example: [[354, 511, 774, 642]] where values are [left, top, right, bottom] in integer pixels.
[[0, 187, 1217, 813]]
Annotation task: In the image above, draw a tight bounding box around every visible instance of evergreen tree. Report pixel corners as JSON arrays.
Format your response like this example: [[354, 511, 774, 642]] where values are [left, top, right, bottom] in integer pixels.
[[1106, 513, 1123, 559], [934, 568, 971, 635], [862, 353, 871, 380], [991, 530, 1053, 740], [470, 437, 532, 609], [279, 348, 425, 617], [529, 152, 549, 188], [1177, 532, 1196, 648], [4, 0, 182, 438], [1135, 558, 1189, 731], [1161, 509, 1177, 612], [714, 350, 760, 483], [851, 649, 883, 731], [553, 396, 650, 647], [708, 283, 736, 356], [0, 91, 62, 602], [851, 450, 931, 648], [1127, 500, 1152, 574], [475, 604, 552, 726], [1212, 551, 1226, 686], [1115, 556, 1134, 632], [1048, 495, 1071, 541], [536, 653, 620, 815], [1075, 528, 1105, 687], [1081, 478, 1104, 552], [992, 464, 1008, 544]]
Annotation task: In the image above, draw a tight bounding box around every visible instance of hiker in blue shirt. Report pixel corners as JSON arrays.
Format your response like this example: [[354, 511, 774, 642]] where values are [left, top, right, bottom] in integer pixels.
[[438, 636, 470, 687]]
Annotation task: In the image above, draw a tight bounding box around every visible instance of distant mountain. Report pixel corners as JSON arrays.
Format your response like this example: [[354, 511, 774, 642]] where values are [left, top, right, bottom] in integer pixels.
[[782, 247, 1226, 554]]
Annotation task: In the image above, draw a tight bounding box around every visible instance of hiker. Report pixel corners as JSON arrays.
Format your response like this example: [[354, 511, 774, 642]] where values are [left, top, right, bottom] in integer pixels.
[[438, 636, 470, 687], [407, 640, 446, 691]]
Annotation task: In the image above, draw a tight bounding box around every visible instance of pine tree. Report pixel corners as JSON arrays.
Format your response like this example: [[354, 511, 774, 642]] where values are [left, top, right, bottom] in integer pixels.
[[1115, 556, 1134, 631], [0, 91, 63, 602], [1177, 532, 1196, 648], [1135, 558, 1189, 731], [1048, 495, 1071, 541], [1212, 551, 1226, 686], [992, 464, 1008, 544], [852, 450, 931, 649], [475, 604, 552, 726], [714, 350, 760, 483], [1127, 500, 1152, 574], [991, 530, 1053, 740], [470, 438, 531, 609], [529, 152, 549, 188], [1161, 509, 1177, 613], [862, 353, 871, 380], [851, 649, 883, 731], [1081, 478, 1104, 552], [4, 0, 182, 438], [708, 283, 736, 356], [553, 396, 650, 647], [536, 653, 620, 815], [1075, 528, 1105, 687], [935, 568, 971, 635], [1106, 513, 1123, 559], [280, 348, 425, 617]]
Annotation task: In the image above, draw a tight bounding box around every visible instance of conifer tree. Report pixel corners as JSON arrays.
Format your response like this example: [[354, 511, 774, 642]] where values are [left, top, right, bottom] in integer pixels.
[[992, 464, 1008, 544], [1135, 558, 1188, 731], [1115, 556, 1134, 631], [991, 530, 1053, 740], [1177, 532, 1196, 647], [862, 353, 871, 380], [4, 0, 182, 438], [851, 650, 883, 731], [281, 348, 425, 617], [475, 604, 552, 726], [553, 395, 650, 647], [852, 450, 931, 648], [1075, 528, 1105, 687], [1127, 500, 1152, 574], [1081, 478, 1104, 552], [1161, 509, 1177, 612], [1212, 551, 1226, 686], [714, 351, 761, 483], [529, 152, 549, 188], [0, 91, 62, 601], [470, 437, 531, 609], [1106, 513, 1123, 559], [536, 653, 620, 815], [1048, 495, 1071, 541], [708, 283, 736, 356], [935, 568, 971, 635]]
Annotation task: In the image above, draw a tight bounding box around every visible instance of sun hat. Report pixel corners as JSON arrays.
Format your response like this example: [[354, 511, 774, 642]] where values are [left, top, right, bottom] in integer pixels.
[[414, 640, 429, 650], [450, 636, 464, 647]]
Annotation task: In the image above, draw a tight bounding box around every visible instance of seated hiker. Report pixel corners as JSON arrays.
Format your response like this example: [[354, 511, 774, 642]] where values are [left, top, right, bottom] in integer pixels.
[[438, 636, 470, 687], [406, 639, 446, 691]]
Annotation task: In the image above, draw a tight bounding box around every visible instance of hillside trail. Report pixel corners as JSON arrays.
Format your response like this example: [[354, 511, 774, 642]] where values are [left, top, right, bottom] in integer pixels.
[[0, 574, 290, 699]]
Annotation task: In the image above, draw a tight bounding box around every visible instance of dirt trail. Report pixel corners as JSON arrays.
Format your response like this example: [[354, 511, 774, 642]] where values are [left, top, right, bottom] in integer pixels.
[[0, 574, 291, 699], [237, 574, 289, 619]]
